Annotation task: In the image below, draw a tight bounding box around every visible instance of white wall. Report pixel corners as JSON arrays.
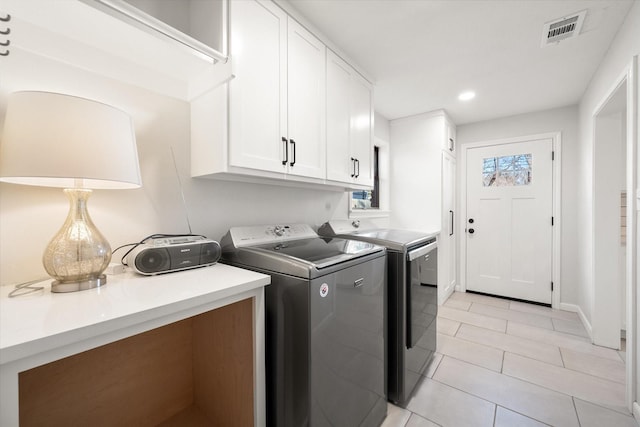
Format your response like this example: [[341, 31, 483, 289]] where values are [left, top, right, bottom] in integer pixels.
[[456, 105, 579, 306], [375, 112, 390, 142], [578, 1, 640, 323], [0, 49, 358, 286], [575, 0, 640, 405]]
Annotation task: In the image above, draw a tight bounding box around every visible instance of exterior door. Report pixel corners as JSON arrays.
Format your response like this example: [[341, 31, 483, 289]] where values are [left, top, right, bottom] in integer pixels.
[[466, 138, 553, 304]]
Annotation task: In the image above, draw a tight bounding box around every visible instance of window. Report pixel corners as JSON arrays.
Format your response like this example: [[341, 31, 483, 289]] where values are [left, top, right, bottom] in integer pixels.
[[482, 153, 532, 187], [351, 146, 380, 209]]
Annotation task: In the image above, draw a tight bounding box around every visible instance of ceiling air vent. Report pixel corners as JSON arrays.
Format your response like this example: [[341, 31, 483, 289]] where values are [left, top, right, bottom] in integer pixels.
[[541, 10, 587, 47]]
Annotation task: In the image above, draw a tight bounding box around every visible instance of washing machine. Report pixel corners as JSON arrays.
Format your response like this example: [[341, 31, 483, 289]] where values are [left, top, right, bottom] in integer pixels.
[[318, 220, 437, 406], [220, 224, 387, 426]]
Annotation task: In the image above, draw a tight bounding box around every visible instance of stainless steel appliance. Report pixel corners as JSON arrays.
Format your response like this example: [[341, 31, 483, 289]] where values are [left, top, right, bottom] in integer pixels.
[[318, 220, 438, 406], [220, 224, 387, 427]]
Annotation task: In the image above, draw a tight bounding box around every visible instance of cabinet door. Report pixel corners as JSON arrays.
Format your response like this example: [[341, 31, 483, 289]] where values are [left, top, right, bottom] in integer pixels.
[[326, 51, 353, 183], [440, 151, 457, 303], [350, 72, 374, 186], [445, 119, 456, 154], [228, 0, 287, 173], [286, 18, 326, 179]]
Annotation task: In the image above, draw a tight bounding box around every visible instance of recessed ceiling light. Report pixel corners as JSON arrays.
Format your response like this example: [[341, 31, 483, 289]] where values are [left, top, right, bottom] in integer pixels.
[[458, 91, 476, 101]]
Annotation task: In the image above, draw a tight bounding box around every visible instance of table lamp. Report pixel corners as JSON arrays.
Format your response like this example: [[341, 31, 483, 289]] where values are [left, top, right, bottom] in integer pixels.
[[0, 91, 142, 292]]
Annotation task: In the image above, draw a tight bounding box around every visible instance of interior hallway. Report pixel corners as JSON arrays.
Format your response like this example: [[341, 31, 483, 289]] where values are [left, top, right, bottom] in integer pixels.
[[382, 291, 634, 427]]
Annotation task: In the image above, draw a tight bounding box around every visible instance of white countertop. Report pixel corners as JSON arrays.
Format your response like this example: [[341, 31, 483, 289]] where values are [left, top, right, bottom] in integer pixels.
[[0, 264, 270, 365]]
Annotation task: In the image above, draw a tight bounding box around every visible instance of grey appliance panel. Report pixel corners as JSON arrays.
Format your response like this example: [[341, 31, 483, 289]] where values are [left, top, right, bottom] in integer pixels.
[[407, 246, 437, 348], [264, 272, 310, 427], [310, 256, 387, 426], [376, 246, 438, 406]]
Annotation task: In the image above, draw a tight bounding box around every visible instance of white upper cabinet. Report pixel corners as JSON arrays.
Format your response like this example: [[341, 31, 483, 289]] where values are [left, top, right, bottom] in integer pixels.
[[192, 0, 372, 190], [326, 52, 354, 183], [350, 71, 374, 186], [286, 17, 326, 180], [326, 51, 373, 188], [227, 1, 326, 180], [227, 0, 288, 174]]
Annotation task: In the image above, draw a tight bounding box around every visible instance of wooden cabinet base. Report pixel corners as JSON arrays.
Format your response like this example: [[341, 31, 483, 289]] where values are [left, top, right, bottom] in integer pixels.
[[18, 298, 254, 427]]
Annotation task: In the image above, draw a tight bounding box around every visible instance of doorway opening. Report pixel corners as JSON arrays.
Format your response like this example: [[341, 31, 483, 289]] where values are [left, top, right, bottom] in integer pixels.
[[592, 79, 627, 351]]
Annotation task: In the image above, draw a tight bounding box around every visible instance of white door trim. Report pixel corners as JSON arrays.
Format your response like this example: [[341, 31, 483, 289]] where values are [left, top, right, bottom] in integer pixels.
[[590, 56, 638, 413], [458, 132, 562, 309]]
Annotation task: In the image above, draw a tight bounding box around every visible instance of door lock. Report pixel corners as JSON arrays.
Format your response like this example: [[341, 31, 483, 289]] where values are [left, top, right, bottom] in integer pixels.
[[468, 228, 475, 234]]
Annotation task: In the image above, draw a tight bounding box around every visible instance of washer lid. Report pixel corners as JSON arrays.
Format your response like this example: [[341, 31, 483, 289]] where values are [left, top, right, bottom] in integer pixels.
[[247, 237, 382, 269], [318, 221, 438, 252], [222, 236, 384, 278]]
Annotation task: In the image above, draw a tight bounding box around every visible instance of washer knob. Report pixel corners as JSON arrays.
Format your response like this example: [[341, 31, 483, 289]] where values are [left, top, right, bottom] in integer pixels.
[[273, 225, 286, 236], [352, 220, 360, 228]]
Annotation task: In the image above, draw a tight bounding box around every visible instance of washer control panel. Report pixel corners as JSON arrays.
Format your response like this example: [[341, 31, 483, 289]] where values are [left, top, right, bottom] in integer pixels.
[[227, 224, 317, 247]]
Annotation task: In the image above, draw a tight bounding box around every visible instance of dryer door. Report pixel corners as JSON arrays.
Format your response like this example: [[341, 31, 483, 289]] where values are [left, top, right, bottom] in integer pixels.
[[406, 241, 437, 349]]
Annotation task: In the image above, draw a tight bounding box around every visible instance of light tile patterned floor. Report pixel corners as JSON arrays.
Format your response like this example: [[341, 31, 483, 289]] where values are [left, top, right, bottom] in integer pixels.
[[381, 291, 637, 427]]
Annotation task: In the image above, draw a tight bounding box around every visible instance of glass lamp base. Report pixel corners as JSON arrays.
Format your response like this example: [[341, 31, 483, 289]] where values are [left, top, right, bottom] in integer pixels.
[[51, 274, 107, 293], [44, 189, 113, 294]]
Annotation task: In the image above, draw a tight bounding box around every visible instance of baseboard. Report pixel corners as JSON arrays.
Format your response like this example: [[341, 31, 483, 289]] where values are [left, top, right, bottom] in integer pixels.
[[559, 303, 593, 340], [439, 283, 456, 306], [632, 402, 640, 425]]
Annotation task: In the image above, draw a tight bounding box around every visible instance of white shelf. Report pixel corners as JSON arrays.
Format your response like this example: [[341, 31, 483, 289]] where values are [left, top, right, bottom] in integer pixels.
[[0, 264, 269, 364], [4, 0, 230, 100], [0, 263, 270, 426]]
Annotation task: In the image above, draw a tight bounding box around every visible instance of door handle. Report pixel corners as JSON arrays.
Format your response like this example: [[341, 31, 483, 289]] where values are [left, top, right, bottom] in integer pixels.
[[354, 278, 364, 288], [450, 210, 454, 236], [282, 137, 288, 165], [289, 139, 296, 166]]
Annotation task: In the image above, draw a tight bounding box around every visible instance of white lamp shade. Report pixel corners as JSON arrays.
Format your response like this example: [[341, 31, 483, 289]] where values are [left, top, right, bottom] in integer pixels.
[[0, 91, 142, 189]]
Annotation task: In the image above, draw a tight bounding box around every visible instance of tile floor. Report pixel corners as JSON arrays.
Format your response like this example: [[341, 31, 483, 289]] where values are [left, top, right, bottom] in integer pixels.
[[381, 291, 636, 427]]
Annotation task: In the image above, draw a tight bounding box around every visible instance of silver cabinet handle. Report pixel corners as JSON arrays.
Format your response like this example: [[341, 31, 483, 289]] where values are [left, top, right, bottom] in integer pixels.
[[354, 278, 364, 288]]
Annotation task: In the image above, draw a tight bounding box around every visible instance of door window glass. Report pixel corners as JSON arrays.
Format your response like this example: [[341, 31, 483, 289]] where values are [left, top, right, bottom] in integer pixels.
[[483, 153, 532, 187]]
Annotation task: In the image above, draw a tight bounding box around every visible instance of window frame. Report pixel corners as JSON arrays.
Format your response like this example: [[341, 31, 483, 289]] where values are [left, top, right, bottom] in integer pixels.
[[349, 138, 390, 219]]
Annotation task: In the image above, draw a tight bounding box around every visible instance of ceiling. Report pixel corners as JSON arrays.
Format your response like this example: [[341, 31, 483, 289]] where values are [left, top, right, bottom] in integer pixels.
[[284, 0, 635, 125]]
